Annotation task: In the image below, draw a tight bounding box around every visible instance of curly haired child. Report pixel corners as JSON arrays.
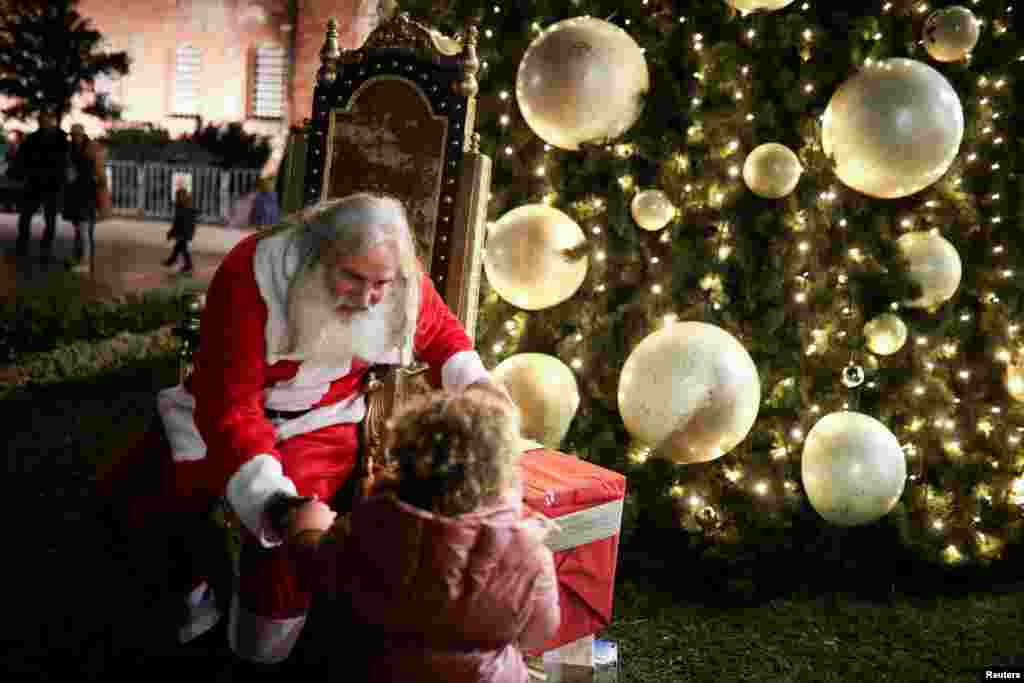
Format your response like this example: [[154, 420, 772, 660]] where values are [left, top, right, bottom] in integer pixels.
[[287, 383, 560, 682]]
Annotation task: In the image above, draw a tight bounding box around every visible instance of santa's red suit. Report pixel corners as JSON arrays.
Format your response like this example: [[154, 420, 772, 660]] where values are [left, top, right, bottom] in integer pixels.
[[102, 229, 491, 663]]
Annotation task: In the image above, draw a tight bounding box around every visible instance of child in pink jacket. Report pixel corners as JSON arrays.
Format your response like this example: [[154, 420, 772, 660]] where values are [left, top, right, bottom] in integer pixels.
[[288, 384, 560, 682]]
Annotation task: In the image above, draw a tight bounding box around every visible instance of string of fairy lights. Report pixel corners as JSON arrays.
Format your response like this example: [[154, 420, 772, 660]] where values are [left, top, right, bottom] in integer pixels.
[[466, 0, 1020, 564]]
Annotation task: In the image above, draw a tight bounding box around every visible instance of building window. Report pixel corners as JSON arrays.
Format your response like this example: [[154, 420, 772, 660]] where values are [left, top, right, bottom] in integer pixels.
[[252, 45, 286, 119], [174, 44, 202, 116]]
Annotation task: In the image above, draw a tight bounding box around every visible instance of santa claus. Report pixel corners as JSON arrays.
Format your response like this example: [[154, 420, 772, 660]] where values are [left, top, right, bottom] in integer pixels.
[[99, 192, 506, 666]]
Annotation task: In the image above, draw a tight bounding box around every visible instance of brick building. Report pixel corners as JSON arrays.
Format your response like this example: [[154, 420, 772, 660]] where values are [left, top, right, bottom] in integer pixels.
[[10, 0, 378, 138]]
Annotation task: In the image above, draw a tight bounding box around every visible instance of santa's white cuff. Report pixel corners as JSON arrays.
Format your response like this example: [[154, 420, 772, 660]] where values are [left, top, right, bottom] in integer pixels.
[[441, 350, 491, 391], [226, 454, 299, 548]]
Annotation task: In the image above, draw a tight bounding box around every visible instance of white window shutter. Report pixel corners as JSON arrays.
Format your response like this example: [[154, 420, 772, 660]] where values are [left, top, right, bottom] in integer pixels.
[[175, 45, 202, 115], [253, 45, 286, 119]]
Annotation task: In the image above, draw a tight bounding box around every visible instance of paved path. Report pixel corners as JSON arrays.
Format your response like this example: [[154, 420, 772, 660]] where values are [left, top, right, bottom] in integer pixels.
[[0, 210, 255, 303]]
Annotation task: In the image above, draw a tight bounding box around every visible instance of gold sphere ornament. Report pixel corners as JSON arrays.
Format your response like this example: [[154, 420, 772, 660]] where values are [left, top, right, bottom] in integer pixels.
[[618, 322, 761, 465], [483, 204, 588, 311], [742, 143, 803, 199], [630, 189, 676, 231], [492, 353, 580, 448], [801, 411, 907, 527], [864, 313, 908, 356], [896, 231, 962, 309], [822, 58, 964, 199], [516, 16, 649, 150], [725, 0, 796, 15], [924, 6, 981, 62], [841, 363, 866, 389], [1006, 365, 1024, 403]]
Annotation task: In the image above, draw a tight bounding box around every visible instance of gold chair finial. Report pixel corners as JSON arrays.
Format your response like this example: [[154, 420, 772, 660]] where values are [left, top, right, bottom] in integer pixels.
[[456, 21, 480, 97], [318, 18, 342, 84]]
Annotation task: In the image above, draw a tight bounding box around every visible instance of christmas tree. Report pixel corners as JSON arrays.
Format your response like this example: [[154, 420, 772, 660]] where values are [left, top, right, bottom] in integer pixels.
[[394, 0, 1022, 577], [0, 0, 129, 121]]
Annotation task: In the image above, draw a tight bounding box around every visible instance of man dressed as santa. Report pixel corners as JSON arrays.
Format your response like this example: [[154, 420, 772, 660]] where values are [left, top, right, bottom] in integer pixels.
[[99, 192, 505, 667]]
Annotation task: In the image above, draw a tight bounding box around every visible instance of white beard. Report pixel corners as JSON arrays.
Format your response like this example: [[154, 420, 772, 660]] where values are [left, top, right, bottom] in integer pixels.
[[280, 261, 406, 367]]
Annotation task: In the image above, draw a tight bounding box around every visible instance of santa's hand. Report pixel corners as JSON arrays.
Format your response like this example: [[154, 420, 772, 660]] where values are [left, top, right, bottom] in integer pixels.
[[288, 496, 338, 536]]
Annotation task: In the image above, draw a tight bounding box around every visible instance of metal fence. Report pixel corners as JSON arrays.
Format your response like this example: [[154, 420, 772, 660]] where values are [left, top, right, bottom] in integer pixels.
[[105, 161, 261, 224]]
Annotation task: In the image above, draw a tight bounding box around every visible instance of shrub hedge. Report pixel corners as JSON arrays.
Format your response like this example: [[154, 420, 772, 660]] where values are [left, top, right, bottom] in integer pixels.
[[0, 276, 189, 365]]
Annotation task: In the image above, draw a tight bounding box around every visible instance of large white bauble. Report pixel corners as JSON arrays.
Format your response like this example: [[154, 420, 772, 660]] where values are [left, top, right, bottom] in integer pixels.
[[821, 58, 964, 199], [492, 353, 580, 448], [516, 16, 649, 150], [896, 231, 962, 309], [863, 313, 908, 356], [742, 143, 803, 199], [483, 204, 588, 311], [802, 411, 906, 527], [725, 0, 796, 15], [618, 322, 760, 464], [924, 6, 981, 62], [1006, 365, 1024, 403], [631, 189, 676, 231]]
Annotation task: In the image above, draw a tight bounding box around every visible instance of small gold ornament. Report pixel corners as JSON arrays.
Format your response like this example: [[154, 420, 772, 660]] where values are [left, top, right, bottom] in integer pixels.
[[923, 6, 981, 63], [897, 231, 962, 309], [1006, 365, 1024, 402], [725, 0, 796, 15], [630, 189, 676, 231], [742, 143, 803, 199], [841, 363, 866, 389], [864, 313, 908, 356]]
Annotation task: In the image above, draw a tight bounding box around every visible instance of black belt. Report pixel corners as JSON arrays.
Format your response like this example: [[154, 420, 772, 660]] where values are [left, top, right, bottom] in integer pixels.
[[264, 407, 314, 421]]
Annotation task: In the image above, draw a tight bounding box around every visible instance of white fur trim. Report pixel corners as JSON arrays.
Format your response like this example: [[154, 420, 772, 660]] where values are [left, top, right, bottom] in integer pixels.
[[225, 455, 299, 548], [157, 384, 207, 462], [156, 382, 367, 466], [264, 361, 353, 412], [228, 592, 307, 664], [253, 229, 304, 365], [273, 392, 366, 443], [441, 350, 491, 391]]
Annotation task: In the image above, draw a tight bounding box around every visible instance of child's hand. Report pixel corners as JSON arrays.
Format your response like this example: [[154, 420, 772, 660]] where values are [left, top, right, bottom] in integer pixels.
[[289, 495, 338, 536]]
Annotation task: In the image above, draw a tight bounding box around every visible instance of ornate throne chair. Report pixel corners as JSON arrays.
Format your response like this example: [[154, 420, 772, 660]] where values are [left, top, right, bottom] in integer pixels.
[[298, 13, 491, 478]]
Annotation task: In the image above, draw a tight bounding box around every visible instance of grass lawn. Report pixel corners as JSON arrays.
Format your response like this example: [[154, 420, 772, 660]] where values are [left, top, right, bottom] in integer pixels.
[[5, 356, 1023, 682]]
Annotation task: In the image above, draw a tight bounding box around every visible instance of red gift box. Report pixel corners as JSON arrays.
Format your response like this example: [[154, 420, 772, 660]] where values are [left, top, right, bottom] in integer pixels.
[[519, 448, 627, 653]]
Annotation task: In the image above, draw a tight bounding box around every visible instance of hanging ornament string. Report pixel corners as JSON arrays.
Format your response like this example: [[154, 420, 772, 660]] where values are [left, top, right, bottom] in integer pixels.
[[833, 211, 864, 413]]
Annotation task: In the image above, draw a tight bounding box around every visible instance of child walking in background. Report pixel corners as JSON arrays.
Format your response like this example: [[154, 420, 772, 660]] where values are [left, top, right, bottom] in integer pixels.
[[164, 185, 197, 275], [287, 384, 561, 682]]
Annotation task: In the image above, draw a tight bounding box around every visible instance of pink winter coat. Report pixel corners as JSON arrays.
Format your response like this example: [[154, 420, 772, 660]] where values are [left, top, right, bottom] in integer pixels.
[[299, 488, 561, 682]]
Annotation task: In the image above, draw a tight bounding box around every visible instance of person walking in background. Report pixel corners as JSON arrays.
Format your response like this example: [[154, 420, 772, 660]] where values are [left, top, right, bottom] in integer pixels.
[[249, 176, 280, 227], [63, 124, 105, 273], [10, 112, 69, 263], [164, 185, 198, 275]]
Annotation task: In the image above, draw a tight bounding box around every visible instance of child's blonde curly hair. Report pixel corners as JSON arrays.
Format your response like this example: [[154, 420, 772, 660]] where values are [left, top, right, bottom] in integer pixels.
[[376, 383, 522, 516]]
